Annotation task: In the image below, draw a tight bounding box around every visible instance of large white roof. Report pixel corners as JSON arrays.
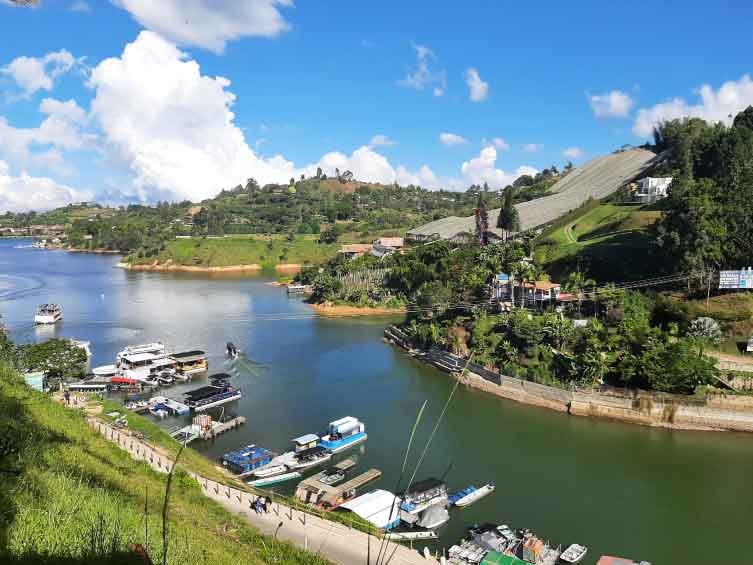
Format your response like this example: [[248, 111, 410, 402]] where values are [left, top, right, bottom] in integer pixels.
[[340, 489, 402, 529], [122, 352, 159, 363]]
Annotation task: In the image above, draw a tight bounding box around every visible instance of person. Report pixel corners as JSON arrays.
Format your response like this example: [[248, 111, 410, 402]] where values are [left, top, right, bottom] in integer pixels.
[[265, 496, 271, 513], [63, 390, 70, 406]]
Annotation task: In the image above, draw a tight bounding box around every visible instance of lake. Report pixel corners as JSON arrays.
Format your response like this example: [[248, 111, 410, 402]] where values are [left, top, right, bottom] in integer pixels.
[[2, 238, 752, 564]]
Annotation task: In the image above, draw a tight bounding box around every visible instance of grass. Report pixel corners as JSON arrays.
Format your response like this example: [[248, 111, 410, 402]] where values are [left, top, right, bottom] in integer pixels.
[[536, 202, 663, 282], [0, 367, 329, 565], [131, 235, 339, 268]]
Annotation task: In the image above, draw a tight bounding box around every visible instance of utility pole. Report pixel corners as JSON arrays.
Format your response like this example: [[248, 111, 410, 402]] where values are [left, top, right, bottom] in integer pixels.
[[706, 267, 712, 311]]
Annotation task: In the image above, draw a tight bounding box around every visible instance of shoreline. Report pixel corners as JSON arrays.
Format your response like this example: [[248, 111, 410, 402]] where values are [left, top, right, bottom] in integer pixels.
[[308, 302, 407, 317], [117, 261, 303, 273], [384, 326, 753, 433]]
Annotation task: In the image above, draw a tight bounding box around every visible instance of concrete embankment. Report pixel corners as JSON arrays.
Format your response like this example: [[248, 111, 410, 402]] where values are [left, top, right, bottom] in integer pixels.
[[88, 418, 436, 565], [385, 325, 753, 433]]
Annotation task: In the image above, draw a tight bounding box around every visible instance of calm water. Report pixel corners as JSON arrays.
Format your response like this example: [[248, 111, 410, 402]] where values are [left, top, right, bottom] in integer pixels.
[[2, 238, 752, 564]]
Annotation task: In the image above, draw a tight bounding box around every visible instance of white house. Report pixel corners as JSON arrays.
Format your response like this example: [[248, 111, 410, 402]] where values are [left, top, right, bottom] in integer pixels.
[[635, 177, 672, 203]]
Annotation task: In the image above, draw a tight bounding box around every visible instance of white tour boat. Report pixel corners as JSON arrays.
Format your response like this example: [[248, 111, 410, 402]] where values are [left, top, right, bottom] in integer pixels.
[[560, 544, 588, 564], [34, 304, 63, 325]]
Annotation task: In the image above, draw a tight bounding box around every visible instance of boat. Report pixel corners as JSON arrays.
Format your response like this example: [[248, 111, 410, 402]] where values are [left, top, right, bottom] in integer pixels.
[[226, 342, 239, 358], [183, 374, 241, 411], [383, 530, 438, 541], [252, 464, 288, 479], [317, 416, 367, 453], [453, 483, 495, 508], [320, 470, 346, 485], [92, 364, 119, 378], [290, 446, 332, 470], [118, 351, 176, 381], [124, 399, 149, 413], [222, 445, 275, 475], [148, 395, 189, 416], [34, 303, 62, 325], [247, 471, 301, 487], [171, 350, 207, 375], [449, 485, 477, 506], [149, 406, 168, 419], [155, 371, 175, 385], [560, 544, 588, 564], [399, 478, 450, 530], [116, 342, 166, 366], [286, 284, 309, 294]]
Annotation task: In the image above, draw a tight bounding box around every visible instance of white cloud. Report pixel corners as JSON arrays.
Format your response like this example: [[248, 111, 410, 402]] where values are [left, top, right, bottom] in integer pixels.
[[369, 134, 395, 147], [398, 42, 447, 95], [456, 146, 537, 189], [112, 0, 292, 53], [2, 49, 78, 96], [0, 160, 92, 212], [483, 137, 509, 151], [563, 146, 584, 159], [439, 132, 467, 147], [69, 1, 90, 12], [588, 90, 635, 119], [632, 74, 753, 137], [523, 143, 543, 152], [465, 68, 488, 102]]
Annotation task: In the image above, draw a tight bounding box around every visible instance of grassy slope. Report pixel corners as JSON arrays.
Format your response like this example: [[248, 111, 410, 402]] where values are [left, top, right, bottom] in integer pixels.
[[536, 202, 663, 282], [0, 368, 328, 565]]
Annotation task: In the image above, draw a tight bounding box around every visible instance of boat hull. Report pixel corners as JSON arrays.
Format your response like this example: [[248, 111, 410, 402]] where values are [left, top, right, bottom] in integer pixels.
[[34, 314, 62, 325], [318, 432, 367, 453], [454, 484, 495, 507], [248, 472, 301, 487]]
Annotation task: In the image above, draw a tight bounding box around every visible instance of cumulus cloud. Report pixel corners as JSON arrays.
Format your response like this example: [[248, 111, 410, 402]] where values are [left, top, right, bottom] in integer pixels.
[[2, 49, 78, 96], [523, 143, 543, 152], [562, 146, 584, 159], [112, 0, 292, 53], [632, 74, 753, 137], [483, 137, 509, 151], [588, 90, 634, 119], [439, 132, 467, 147], [457, 146, 537, 189], [369, 134, 395, 147], [398, 42, 447, 96], [0, 160, 92, 212], [465, 68, 488, 102]]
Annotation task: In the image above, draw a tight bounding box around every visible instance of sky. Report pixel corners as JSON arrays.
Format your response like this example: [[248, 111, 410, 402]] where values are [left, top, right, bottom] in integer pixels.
[[1, 0, 753, 211]]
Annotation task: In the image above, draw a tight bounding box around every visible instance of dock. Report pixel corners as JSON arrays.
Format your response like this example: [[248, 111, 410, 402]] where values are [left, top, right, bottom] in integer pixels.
[[296, 463, 381, 508], [170, 415, 246, 444], [200, 416, 246, 439]]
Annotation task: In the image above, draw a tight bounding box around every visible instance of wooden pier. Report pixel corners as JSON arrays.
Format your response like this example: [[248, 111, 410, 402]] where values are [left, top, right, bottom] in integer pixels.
[[200, 416, 246, 440], [296, 461, 382, 508]]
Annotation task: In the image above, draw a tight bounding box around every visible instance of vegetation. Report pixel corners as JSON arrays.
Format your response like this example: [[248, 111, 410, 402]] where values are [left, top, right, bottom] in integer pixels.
[[4, 337, 87, 389], [0, 364, 328, 565]]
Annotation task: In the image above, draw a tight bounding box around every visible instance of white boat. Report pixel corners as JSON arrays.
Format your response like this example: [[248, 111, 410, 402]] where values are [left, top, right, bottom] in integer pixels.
[[247, 471, 301, 487], [116, 342, 165, 366], [253, 464, 289, 478], [560, 544, 588, 564], [290, 448, 332, 470], [384, 531, 438, 541], [317, 416, 367, 453], [454, 483, 495, 508], [34, 304, 62, 325]]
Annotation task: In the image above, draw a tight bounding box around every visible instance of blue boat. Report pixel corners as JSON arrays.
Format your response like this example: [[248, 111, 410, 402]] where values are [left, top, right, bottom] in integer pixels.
[[448, 485, 477, 506], [317, 416, 367, 453], [222, 444, 275, 475]]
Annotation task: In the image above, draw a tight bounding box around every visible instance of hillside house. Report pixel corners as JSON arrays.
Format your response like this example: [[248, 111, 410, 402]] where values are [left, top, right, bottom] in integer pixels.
[[339, 243, 373, 258], [634, 177, 672, 203]]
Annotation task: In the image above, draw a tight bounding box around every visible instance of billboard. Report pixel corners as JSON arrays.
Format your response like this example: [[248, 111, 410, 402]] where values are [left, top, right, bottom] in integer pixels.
[[719, 269, 753, 289], [496, 273, 510, 282]]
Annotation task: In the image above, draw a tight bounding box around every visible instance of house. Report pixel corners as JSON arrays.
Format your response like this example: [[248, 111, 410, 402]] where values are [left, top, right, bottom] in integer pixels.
[[634, 177, 672, 203], [374, 237, 404, 249], [514, 281, 562, 306], [339, 243, 373, 258]]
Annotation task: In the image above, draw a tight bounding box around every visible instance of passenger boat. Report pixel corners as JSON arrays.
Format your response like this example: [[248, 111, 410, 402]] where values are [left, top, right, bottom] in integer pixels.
[[34, 304, 63, 325], [116, 342, 165, 366], [119, 352, 177, 382], [453, 483, 495, 508], [247, 471, 301, 487], [398, 478, 449, 530], [171, 350, 207, 375], [560, 544, 588, 564], [222, 445, 275, 475], [183, 374, 241, 411], [317, 416, 367, 453], [290, 446, 332, 470]]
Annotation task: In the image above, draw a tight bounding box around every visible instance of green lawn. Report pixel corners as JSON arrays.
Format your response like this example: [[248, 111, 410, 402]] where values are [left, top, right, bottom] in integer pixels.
[[536, 202, 663, 282], [0, 367, 328, 565]]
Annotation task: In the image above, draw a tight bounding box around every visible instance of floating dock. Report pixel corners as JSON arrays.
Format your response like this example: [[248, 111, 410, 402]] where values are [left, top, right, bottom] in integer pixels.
[[296, 466, 381, 508], [171, 415, 246, 444]]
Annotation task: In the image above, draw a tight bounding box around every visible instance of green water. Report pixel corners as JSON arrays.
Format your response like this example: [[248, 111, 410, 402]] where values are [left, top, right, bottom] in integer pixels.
[[2, 238, 752, 564]]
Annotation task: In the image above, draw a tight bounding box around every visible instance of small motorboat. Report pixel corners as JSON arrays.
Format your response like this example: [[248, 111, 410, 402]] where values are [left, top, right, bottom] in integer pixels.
[[253, 464, 289, 479], [560, 544, 588, 564], [290, 447, 332, 470], [226, 342, 239, 358], [248, 471, 301, 487], [320, 470, 346, 485], [453, 482, 495, 508]]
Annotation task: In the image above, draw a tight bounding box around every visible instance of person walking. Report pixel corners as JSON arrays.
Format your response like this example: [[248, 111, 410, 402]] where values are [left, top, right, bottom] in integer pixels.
[[265, 496, 272, 514], [63, 390, 70, 406]]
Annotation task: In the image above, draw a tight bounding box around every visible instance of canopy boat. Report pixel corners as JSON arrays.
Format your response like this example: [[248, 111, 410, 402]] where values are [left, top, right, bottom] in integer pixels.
[[116, 342, 165, 366], [317, 416, 367, 453], [222, 445, 275, 475], [290, 446, 332, 470], [560, 544, 588, 564], [93, 364, 118, 378], [183, 374, 241, 411], [247, 471, 301, 487], [453, 483, 495, 508], [399, 478, 449, 530], [34, 303, 62, 325], [171, 350, 207, 375], [252, 464, 288, 479]]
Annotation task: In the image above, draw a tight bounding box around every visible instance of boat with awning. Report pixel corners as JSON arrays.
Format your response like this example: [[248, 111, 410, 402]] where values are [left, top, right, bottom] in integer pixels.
[[183, 374, 241, 411], [171, 350, 208, 375]]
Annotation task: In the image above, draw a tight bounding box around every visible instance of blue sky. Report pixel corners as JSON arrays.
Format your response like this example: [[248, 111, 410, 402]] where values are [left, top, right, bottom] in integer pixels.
[[1, 0, 752, 210]]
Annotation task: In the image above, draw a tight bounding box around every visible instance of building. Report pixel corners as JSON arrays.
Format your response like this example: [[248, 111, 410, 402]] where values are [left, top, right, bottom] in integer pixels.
[[634, 177, 672, 203], [515, 281, 562, 306], [374, 237, 404, 249], [339, 243, 373, 258]]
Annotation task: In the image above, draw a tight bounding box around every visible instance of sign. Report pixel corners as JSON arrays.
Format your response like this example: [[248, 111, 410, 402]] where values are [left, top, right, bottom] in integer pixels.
[[720, 269, 753, 289], [496, 273, 510, 282]]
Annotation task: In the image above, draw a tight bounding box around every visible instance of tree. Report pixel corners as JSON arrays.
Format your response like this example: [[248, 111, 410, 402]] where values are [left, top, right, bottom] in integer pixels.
[[496, 189, 520, 240], [474, 192, 489, 246], [316, 167, 323, 179], [17, 339, 87, 383], [687, 316, 722, 353], [319, 224, 344, 244], [563, 270, 596, 316]]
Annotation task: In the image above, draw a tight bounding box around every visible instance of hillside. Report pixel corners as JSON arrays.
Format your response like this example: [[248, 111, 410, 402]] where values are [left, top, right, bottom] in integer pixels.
[[0, 365, 327, 565]]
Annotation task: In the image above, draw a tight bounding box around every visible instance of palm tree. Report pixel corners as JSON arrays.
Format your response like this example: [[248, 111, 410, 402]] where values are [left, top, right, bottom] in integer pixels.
[[564, 270, 596, 317]]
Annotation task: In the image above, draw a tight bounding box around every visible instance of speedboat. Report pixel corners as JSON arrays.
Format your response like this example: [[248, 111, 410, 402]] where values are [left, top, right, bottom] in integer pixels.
[[34, 304, 62, 325], [252, 464, 288, 478], [453, 483, 495, 508], [561, 544, 588, 564], [226, 342, 239, 358]]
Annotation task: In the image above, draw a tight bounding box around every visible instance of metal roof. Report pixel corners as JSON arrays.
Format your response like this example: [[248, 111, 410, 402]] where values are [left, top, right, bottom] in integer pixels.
[[122, 352, 159, 363], [292, 433, 320, 445], [341, 489, 402, 530]]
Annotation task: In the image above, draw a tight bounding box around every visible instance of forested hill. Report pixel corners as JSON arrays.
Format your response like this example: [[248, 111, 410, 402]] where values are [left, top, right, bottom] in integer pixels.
[[0, 164, 567, 256]]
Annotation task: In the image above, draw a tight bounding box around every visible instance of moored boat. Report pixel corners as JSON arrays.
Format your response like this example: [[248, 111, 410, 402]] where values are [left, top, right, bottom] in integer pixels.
[[34, 303, 63, 325], [116, 342, 165, 366], [317, 416, 367, 453], [247, 471, 301, 487], [93, 364, 118, 378], [222, 444, 275, 475], [453, 483, 495, 508], [252, 464, 288, 478], [171, 350, 208, 375], [560, 543, 588, 564], [183, 374, 241, 411]]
